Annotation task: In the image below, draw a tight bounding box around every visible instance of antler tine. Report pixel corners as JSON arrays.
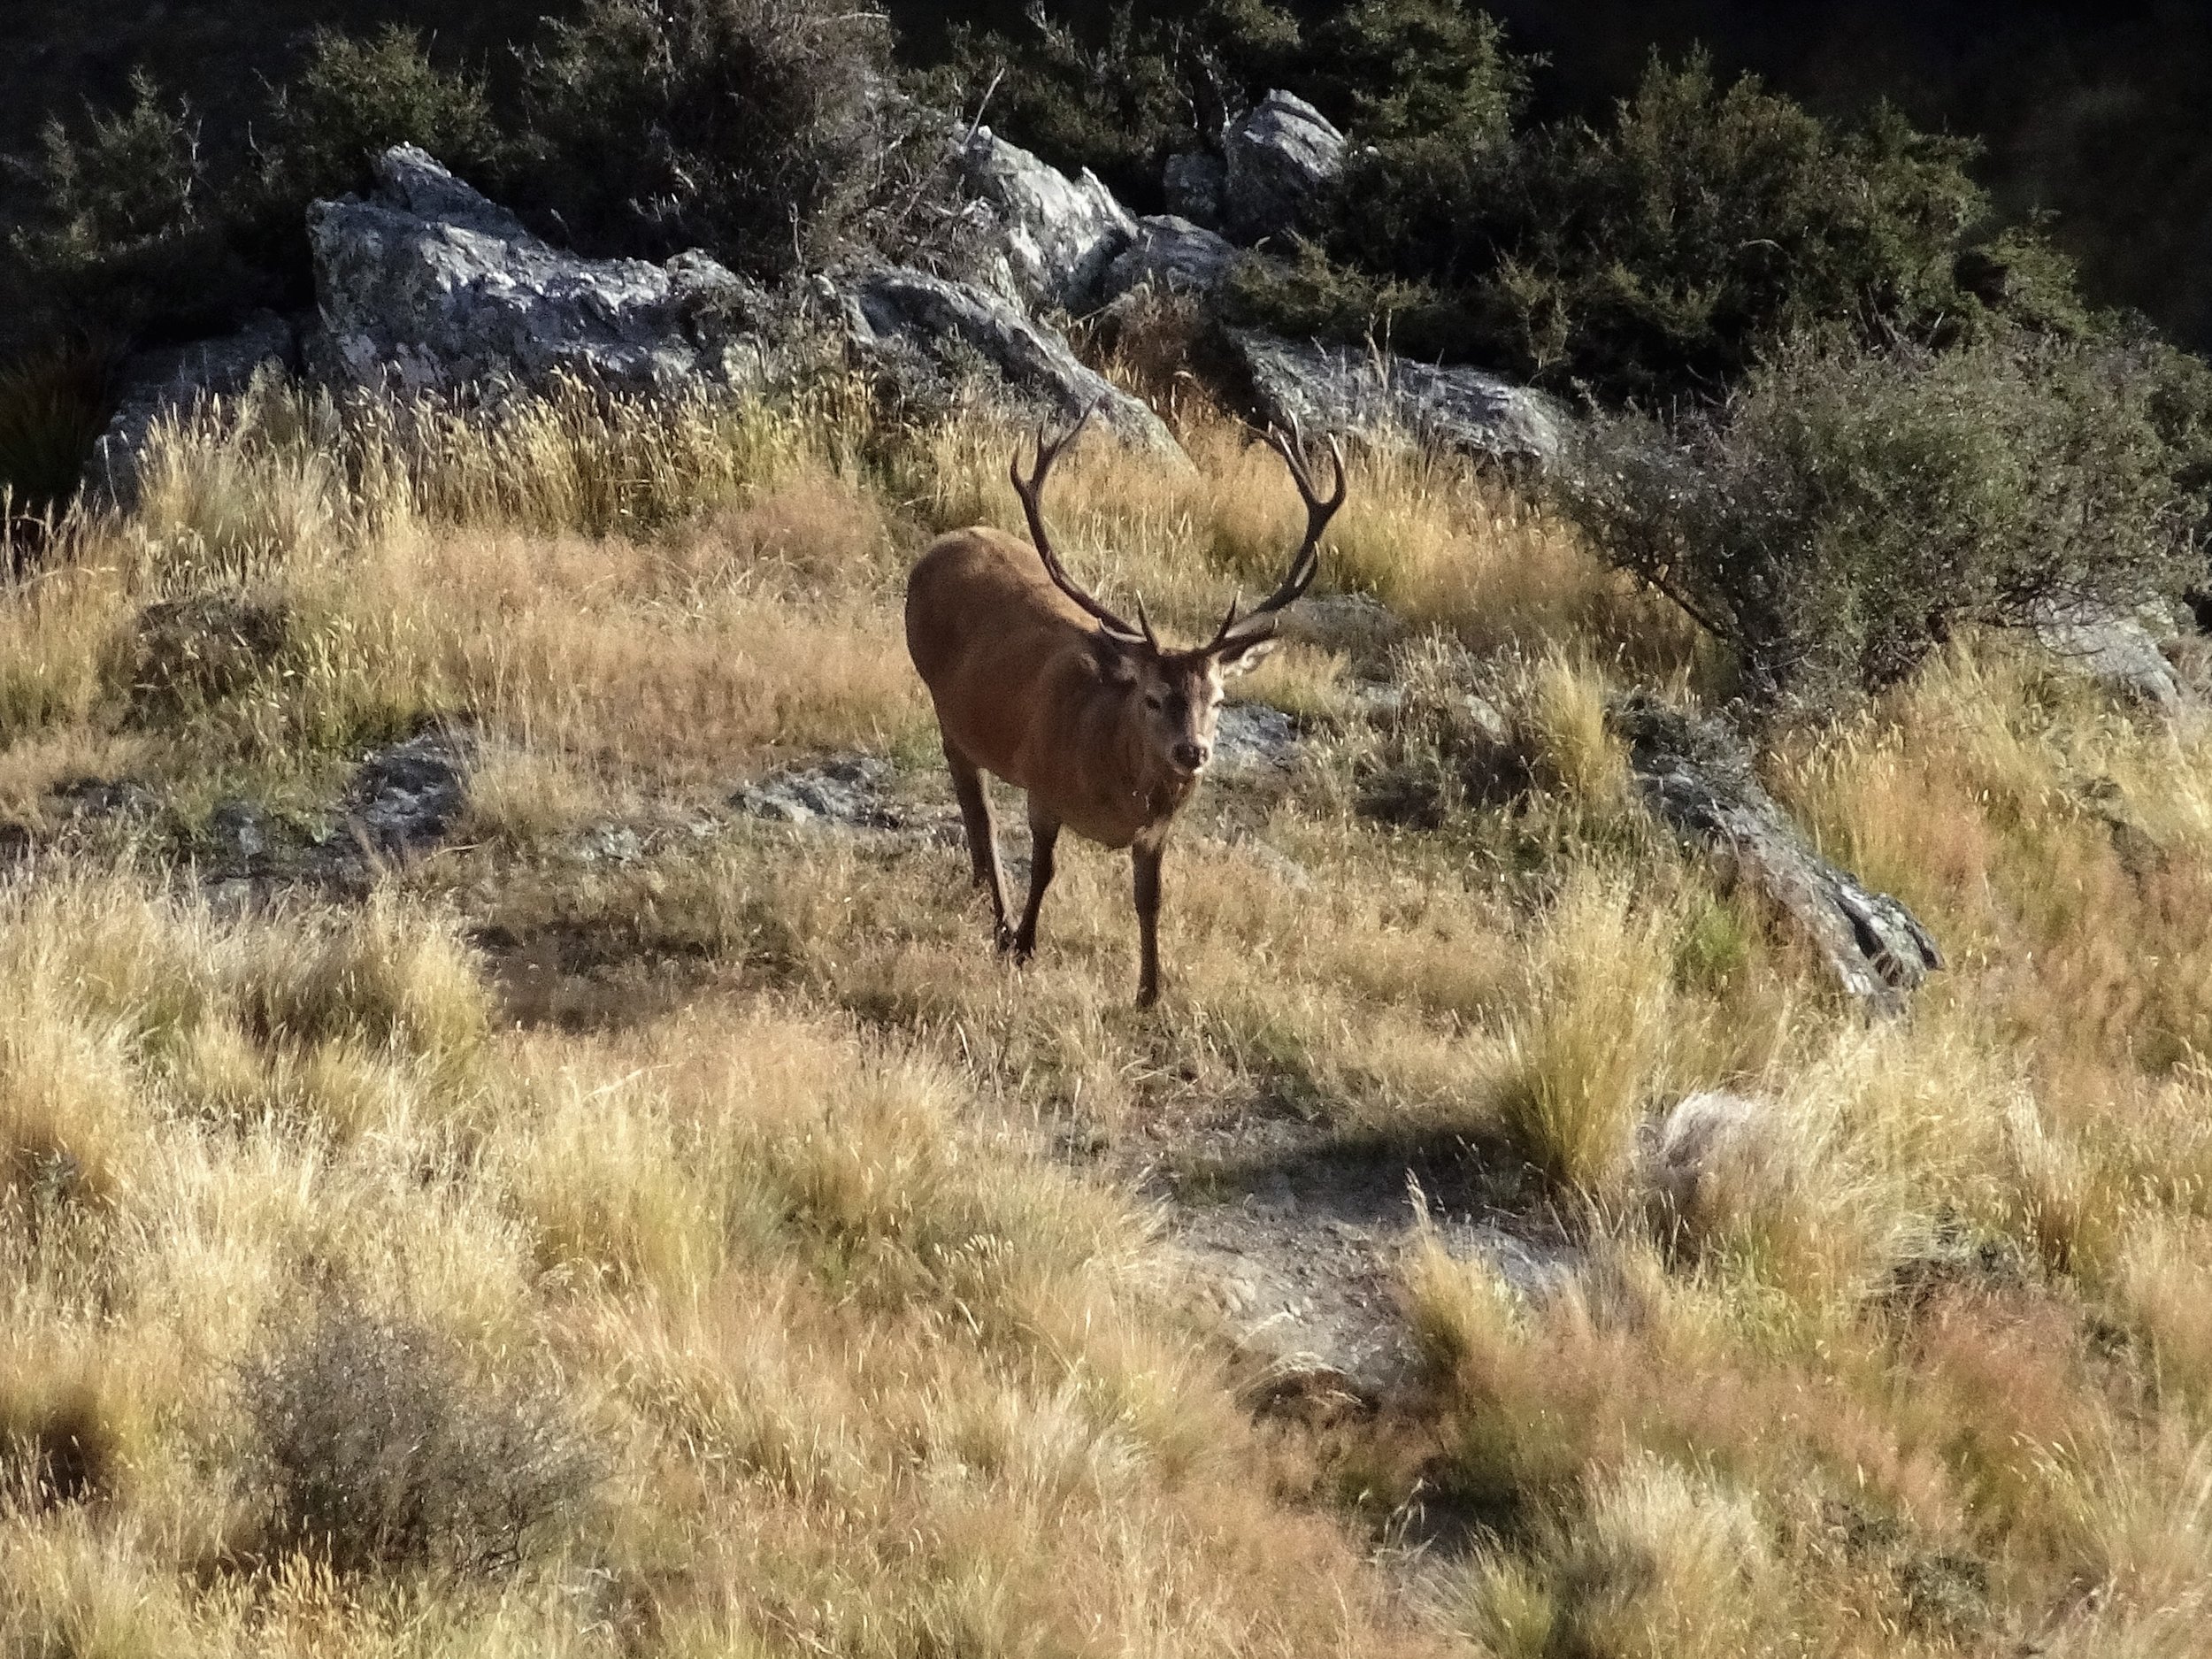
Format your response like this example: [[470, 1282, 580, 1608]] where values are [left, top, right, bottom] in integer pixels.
[[1211, 426, 1346, 652], [1133, 595, 1163, 653], [1007, 405, 1146, 645]]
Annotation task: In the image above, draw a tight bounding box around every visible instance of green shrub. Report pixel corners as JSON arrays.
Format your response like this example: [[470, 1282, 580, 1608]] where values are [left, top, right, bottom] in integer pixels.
[[4, 73, 260, 349], [1319, 53, 1992, 403], [1302, 0, 1529, 147], [520, 0, 940, 279], [1557, 327, 2209, 709], [249, 27, 509, 258]]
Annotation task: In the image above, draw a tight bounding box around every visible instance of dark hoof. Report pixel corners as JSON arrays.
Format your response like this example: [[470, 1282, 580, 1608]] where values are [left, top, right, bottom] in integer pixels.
[[1135, 982, 1160, 1010]]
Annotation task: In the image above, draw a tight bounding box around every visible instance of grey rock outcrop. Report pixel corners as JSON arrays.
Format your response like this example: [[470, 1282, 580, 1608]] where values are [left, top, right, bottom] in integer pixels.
[[845, 266, 1184, 458], [2032, 603, 2189, 717], [309, 145, 780, 396], [1101, 216, 1240, 303], [1164, 150, 1226, 227], [1212, 703, 1302, 777], [1643, 1091, 1776, 1228], [1616, 697, 1941, 1015], [331, 728, 474, 867], [85, 311, 298, 510], [1223, 91, 1346, 243], [735, 756, 899, 829], [956, 126, 1136, 313], [1234, 330, 1563, 469]]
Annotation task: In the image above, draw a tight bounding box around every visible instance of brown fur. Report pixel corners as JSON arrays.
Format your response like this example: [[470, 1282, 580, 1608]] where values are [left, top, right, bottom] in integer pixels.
[[907, 423, 1340, 1007], [906, 526, 1261, 1006]]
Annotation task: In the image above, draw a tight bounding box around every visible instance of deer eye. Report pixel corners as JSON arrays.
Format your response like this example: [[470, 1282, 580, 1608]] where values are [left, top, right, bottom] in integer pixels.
[[1143, 692, 1165, 710]]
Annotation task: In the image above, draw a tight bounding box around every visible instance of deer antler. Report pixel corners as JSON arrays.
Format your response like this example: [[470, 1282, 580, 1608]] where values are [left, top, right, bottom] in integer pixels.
[[1207, 420, 1346, 654], [1010, 407, 1155, 649]]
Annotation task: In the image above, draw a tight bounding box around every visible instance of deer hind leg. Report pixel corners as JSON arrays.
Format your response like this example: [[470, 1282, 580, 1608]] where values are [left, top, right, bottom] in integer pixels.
[[1012, 803, 1061, 963], [943, 738, 1011, 949], [1133, 833, 1165, 1009]]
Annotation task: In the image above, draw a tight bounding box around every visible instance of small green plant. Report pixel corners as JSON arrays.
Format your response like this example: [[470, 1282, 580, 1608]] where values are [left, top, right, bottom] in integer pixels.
[[4, 72, 257, 349], [239, 1302, 595, 1577], [248, 27, 508, 263]]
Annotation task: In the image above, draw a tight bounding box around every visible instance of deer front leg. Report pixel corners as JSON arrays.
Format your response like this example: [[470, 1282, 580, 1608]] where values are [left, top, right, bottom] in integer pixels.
[[943, 738, 1011, 949], [1013, 803, 1061, 962], [1133, 833, 1165, 1009]]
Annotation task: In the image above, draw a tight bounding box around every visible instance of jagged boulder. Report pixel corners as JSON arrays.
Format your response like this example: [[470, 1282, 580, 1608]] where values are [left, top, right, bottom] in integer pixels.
[[1164, 150, 1226, 227], [842, 266, 1184, 458], [309, 145, 783, 396], [1100, 216, 1240, 303], [1615, 696, 1941, 1015], [1234, 331, 1563, 469], [2032, 603, 2189, 717], [1642, 1091, 1776, 1230], [1222, 91, 1345, 243], [84, 311, 298, 510], [956, 126, 1136, 313]]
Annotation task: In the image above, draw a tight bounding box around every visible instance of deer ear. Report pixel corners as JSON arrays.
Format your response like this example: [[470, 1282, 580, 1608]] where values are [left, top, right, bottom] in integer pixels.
[[1088, 632, 1141, 684], [1212, 634, 1277, 678]]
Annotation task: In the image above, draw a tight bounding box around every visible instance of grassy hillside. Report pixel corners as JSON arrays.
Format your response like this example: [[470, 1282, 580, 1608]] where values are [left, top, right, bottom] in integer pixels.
[[0, 351, 2208, 1655]]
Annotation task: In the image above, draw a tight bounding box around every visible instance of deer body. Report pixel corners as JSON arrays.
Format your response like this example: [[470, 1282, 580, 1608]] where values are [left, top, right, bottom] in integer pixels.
[[906, 526, 1199, 850], [905, 415, 1343, 1007]]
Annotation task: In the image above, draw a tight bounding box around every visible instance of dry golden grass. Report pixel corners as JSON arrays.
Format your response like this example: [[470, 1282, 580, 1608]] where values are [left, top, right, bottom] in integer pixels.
[[2, 376, 2211, 1655]]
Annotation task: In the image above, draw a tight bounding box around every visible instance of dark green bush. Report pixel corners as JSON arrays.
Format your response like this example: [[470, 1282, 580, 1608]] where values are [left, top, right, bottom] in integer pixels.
[[4, 73, 262, 349], [1558, 327, 2210, 709], [0, 342, 118, 523], [1302, 0, 1529, 147], [250, 27, 508, 249], [1319, 53, 1992, 404], [240, 1302, 596, 1578], [520, 0, 940, 279]]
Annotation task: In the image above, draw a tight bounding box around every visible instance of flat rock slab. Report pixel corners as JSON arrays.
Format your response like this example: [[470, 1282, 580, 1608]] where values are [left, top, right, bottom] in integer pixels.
[[845, 266, 1185, 460], [1615, 696, 1940, 1014], [1212, 703, 1302, 776], [311, 145, 779, 396], [85, 312, 298, 510], [1234, 330, 1563, 470], [735, 756, 901, 829], [733, 757, 962, 845], [1162, 1127, 1574, 1407]]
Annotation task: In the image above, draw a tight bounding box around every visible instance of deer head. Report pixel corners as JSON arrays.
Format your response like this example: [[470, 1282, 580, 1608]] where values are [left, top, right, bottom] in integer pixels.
[[1010, 408, 1346, 778]]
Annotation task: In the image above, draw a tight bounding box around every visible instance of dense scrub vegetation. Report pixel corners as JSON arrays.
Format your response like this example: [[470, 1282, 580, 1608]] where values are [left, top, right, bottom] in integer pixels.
[[9, 0, 2212, 710], [1562, 327, 2212, 706]]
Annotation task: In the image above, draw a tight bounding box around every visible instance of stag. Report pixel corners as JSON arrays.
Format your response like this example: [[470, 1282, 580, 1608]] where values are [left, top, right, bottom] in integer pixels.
[[904, 411, 1346, 1007]]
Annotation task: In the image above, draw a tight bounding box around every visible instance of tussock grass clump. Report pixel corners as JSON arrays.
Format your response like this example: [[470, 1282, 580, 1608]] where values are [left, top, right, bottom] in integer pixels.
[[1494, 872, 1676, 1199]]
